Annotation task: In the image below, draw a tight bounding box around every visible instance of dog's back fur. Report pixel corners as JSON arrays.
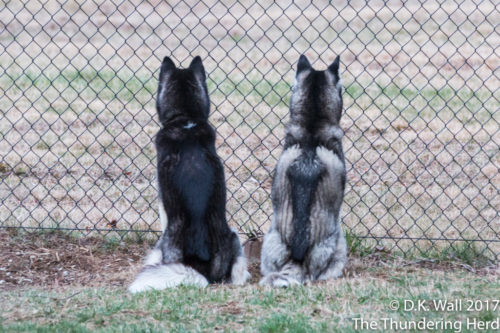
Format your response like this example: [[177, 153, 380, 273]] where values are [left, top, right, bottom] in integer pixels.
[[260, 54, 347, 287], [129, 57, 249, 292]]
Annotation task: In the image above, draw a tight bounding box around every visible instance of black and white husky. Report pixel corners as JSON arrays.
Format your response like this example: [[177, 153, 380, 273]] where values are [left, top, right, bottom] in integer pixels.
[[129, 56, 250, 292], [260, 54, 347, 287]]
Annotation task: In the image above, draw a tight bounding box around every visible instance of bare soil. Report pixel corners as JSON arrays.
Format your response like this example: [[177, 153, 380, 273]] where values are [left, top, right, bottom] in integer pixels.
[[0, 230, 148, 290]]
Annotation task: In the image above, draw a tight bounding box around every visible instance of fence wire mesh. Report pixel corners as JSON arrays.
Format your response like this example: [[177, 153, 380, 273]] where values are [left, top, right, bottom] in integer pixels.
[[0, 0, 498, 258]]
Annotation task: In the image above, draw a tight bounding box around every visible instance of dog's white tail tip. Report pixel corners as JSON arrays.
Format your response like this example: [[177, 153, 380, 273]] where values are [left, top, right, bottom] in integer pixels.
[[128, 263, 209, 293]]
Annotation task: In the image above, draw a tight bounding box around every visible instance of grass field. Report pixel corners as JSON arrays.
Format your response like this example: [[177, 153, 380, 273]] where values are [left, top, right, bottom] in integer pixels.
[[0, 230, 499, 332], [3, 273, 500, 332], [0, 0, 499, 257]]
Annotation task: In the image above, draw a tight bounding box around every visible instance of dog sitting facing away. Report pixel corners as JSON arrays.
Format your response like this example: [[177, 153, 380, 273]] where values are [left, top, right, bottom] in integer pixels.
[[260, 54, 347, 287], [129, 56, 250, 293]]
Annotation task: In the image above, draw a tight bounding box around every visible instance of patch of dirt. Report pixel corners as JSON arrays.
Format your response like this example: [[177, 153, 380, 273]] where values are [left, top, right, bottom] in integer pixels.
[[0, 229, 149, 290], [247, 261, 261, 284], [216, 301, 243, 315]]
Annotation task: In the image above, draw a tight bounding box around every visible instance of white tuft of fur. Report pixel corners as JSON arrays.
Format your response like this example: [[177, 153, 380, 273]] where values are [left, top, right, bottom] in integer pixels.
[[128, 263, 208, 293], [183, 121, 197, 129], [143, 248, 162, 266], [157, 173, 169, 233], [230, 255, 251, 285], [159, 203, 168, 232], [271, 276, 290, 288], [316, 146, 344, 170], [158, 199, 168, 233], [336, 77, 343, 90], [273, 275, 301, 288]]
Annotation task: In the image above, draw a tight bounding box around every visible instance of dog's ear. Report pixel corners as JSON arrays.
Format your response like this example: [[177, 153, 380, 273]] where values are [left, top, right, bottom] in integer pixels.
[[297, 54, 312, 75], [189, 56, 206, 81], [159, 56, 176, 83], [327, 55, 340, 79]]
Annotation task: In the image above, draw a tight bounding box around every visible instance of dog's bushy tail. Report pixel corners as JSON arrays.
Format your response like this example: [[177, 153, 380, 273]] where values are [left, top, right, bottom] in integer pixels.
[[287, 151, 324, 261], [128, 248, 208, 293], [128, 263, 208, 293]]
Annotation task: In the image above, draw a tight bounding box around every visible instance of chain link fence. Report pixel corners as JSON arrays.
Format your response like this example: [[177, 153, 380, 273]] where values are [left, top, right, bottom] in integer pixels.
[[0, 0, 498, 258]]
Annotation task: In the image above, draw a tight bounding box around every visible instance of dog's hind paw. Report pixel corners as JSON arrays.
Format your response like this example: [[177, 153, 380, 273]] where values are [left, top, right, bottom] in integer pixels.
[[259, 273, 301, 288]]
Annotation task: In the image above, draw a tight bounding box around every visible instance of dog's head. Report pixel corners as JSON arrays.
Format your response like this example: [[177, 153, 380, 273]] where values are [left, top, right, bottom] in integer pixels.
[[156, 56, 210, 126], [287, 54, 343, 147]]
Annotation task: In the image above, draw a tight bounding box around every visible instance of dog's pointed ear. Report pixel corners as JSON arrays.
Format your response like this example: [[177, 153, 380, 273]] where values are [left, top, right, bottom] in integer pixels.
[[328, 55, 340, 78], [297, 54, 312, 75], [159, 56, 175, 82], [189, 56, 206, 80]]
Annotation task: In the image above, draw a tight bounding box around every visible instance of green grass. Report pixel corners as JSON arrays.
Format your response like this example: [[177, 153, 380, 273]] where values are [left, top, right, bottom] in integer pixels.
[[0, 67, 294, 109], [2, 67, 496, 122], [343, 228, 497, 269], [345, 229, 376, 257], [417, 241, 494, 268], [1, 269, 499, 332], [344, 81, 497, 124]]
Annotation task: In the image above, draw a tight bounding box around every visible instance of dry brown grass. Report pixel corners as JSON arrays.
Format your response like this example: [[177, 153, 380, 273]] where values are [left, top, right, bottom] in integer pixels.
[[0, 0, 498, 256], [0, 229, 148, 290]]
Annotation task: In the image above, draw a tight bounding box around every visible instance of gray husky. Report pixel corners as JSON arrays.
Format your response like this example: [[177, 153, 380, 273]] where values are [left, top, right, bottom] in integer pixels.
[[129, 56, 250, 293], [260, 54, 347, 287]]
